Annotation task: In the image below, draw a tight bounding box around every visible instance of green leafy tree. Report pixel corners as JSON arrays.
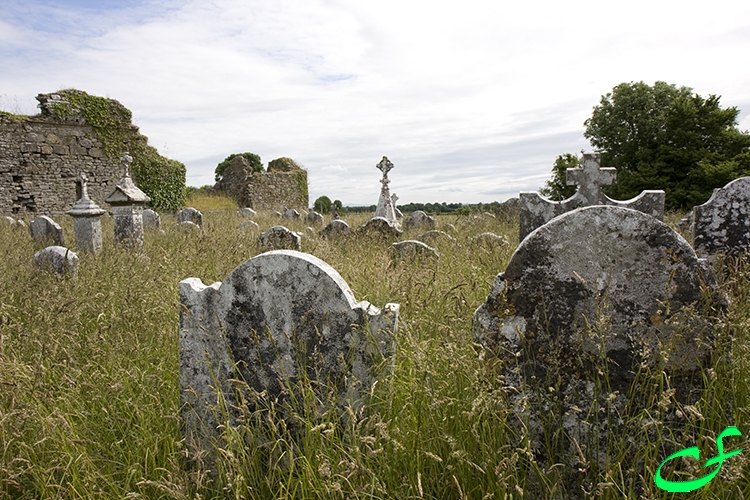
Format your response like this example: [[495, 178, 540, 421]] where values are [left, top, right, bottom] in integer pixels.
[[215, 152, 262, 182], [584, 81, 750, 209], [540, 153, 581, 201], [313, 195, 332, 214]]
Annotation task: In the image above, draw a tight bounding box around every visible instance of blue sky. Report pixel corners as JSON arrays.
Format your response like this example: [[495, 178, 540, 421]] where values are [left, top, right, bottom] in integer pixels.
[[2, 0, 750, 206]]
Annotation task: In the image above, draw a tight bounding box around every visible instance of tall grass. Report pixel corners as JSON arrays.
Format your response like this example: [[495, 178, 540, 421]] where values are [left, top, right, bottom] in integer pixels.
[[0, 209, 748, 499]]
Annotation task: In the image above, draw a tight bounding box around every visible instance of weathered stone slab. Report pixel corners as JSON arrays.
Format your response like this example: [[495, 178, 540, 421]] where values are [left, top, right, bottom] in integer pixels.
[[177, 221, 200, 232], [142, 209, 161, 230], [470, 232, 508, 248], [239, 207, 257, 218], [282, 208, 301, 220], [518, 153, 665, 240], [66, 173, 105, 254], [320, 219, 351, 238], [105, 154, 149, 249], [239, 220, 260, 232], [403, 210, 436, 231], [179, 250, 399, 452], [3, 216, 26, 228], [691, 177, 750, 257], [29, 216, 64, 246], [358, 216, 402, 240], [177, 207, 203, 229], [417, 230, 456, 246], [33, 246, 79, 276], [391, 240, 439, 264], [258, 225, 301, 250], [306, 210, 324, 226]]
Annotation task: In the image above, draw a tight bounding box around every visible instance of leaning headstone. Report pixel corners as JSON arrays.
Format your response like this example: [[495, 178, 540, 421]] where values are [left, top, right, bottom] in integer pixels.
[[142, 209, 161, 231], [474, 205, 720, 468], [374, 156, 398, 224], [258, 225, 302, 250], [179, 250, 399, 452], [320, 219, 351, 238], [177, 207, 203, 229], [104, 153, 150, 249], [518, 152, 665, 240], [239, 207, 257, 218], [66, 172, 106, 254], [306, 210, 324, 226], [282, 208, 301, 220], [29, 216, 65, 246], [403, 210, 436, 231], [357, 216, 402, 240], [239, 220, 260, 232], [418, 230, 456, 246], [691, 177, 750, 257], [33, 246, 79, 277], [391, 240, 439, 264]]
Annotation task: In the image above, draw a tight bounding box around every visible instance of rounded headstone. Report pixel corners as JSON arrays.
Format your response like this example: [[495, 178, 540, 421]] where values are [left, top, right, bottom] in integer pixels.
[[33, 246, 79, 276], [258, 225, 302, 250], [320, 219, 351, 239], [403, 210, 436, 231], [306, 210, 324, 226]]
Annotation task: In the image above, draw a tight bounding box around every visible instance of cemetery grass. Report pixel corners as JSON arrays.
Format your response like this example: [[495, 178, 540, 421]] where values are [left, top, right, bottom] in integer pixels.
[[0, 208, 748, 499]]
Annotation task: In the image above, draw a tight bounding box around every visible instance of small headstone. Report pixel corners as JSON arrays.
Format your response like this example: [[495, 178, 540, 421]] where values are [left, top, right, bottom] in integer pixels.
[[179, 250, 399, 452], [518, 152, 665, 240], [239, 207, 257, 218], [66, 172, 106, 254], [320, 219, 351, 238], [104, 153, 150, 249], [177, 207, 203, 229], [391, 240, 439, 264], [282, 208, 301, 220], [306, 210, 324, 226], [691, 177, 750, 257], [29, 216, 65, 246], [258, 225, 302, 250], [3, 216, 24, 227], [239, 220, 260, 232], [142, 209, 161, 231], [358, 216, 402, 240], [470, 232, 508, 248], [403, 210, 437, 231], [33, 246, 79, 277], [417, 230, 456, 246], [177, 221, 201, 232], [442, 223, 457, 234]]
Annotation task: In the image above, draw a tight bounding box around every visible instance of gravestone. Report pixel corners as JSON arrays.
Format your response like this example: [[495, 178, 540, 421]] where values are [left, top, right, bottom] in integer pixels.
[[391, 193, 402, 219], [3, 216, 26, 228], [474, 205, 720, 464], [470, 232, 508, 248], [179, 250, 399, 452], [418, 230, 456, 246], [177, 221, 200, 232], [142, 209, 161, 231], [690, 177, 750, 257], [403, 210, 436, 231], [177, 207, 203, 229], [391, 240, 439, 264], [518, 152, 665, 240], [66, 172, 106, 254], [239, 207, 257, 218], [33, 246, 79, 277], [306, 210, 324, 226], [29, 216, 65, 246], [374, 156, 398, 224], [320, 219, 351, 238], [258, 225, 301, 250], [282, 208, 301, 220], [239, 220, 260, 232], [104, 153, 150, 249], [357, 216, 402, 240]]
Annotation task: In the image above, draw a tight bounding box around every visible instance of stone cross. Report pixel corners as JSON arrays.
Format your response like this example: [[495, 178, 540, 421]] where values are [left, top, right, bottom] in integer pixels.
[[374, 156, 398, 224], [565, 153, 617, 205], [377, 156, 394, 181], [67, 172, 106, 253], [80, 172, 91, 199], [121, 152, 133, 177]]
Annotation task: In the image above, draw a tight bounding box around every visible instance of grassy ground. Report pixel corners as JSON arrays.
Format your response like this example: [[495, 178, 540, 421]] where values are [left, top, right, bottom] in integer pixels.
[[0, 201, 748, 499]]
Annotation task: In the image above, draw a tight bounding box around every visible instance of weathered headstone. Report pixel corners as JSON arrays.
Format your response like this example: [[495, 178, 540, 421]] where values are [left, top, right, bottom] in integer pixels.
[[177, 207, 203, 229], [474, 206, 720, 464], [391, 240, 439, 264], [239, 220, 260, 232], [305, 210, 324, 226], [239, 207, 257, 218], [403, 210, 436, 231], [357, 216, 402, 240], [391, 193, 402, 219], [3, 216, 26, 228], [320, 219, 351, 238], [29, 216, 65, 246], [66, 172, 106, 254], [282, 208, 301, 220], [104, 153, 150, 249], [470, 232, 508, 248], [691, 177, 750, 257], [518, 152, 665, 240], [418, 230, 456, 246], [142, 209, 161, 231], [33, 246, 79, 276], [258, 225, 301, 250], [374, 156, 398, 224], [179, 250, 399, 452]]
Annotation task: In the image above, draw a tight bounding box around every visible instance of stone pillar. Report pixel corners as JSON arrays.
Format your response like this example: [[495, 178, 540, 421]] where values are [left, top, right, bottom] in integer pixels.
[[67, 173, 106, 254], [104, 153, 151, 249]]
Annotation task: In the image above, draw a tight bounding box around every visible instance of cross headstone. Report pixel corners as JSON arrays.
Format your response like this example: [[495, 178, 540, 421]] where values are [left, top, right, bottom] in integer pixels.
[[518, 152, 665, 240], [179, 250, 399, 453], [67, 172, 106, 254], [374, 156, 398, 224]]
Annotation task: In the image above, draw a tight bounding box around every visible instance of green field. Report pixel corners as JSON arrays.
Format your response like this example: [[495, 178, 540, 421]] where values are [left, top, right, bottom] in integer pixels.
[[1, 201, 748, 499]]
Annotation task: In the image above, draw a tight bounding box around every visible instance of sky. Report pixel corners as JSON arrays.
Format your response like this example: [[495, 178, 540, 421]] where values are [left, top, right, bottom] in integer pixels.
[[2, 0, 750, 206]]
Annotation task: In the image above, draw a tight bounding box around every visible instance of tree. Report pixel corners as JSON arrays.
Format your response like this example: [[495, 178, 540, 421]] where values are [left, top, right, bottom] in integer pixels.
[[313, 195, 332, 214], [215, 152, 262, 182], [540, 153, 581, 201], [584, 81, 750, 209]]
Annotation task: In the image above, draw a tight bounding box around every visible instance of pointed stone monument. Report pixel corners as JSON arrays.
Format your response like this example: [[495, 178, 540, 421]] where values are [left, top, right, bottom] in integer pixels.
[[67, 172, 106, 254], [105, 153, 150, 249], [374, 156, 398, 225]]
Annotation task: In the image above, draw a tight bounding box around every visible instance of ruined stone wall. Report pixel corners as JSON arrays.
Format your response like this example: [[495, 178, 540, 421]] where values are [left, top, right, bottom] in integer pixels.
[[247, 170, 308, 211]]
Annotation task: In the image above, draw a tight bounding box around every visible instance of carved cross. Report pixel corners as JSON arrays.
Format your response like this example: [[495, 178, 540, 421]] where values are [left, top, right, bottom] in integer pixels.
[[377, 156, 394, 178], [120, 152, 133, 177], [565, 152, 617, 203], [391, 193, 399, 204], [80, 172, 90, 200]]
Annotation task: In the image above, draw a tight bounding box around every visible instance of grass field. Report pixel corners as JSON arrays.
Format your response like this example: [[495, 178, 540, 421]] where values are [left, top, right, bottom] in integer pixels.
[[1, 199, 749, 499]]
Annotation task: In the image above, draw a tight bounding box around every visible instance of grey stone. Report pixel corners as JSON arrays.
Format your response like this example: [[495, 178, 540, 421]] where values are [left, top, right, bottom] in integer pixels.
[[391, 240, 439, 264], [239, 207, 257, 218], [358, 217, 402, 240], [30, 216, 65, 246], [518, 152, 665, 241], [374, 157, 398, 224], [282, 208, 301, 220], [239, 220, 260, 232], [142, 209, 161, 230], [179, 250, 399, 452], [305, 210, 324, 226], [66, 173, 105, 254], [418, 230, 456, 246], [33, 246, 79, 276], [320, 219, 351, 238], [258, 225, 301, 250], [403, 210, 436, 231], [474, 206, 720, 460], [470, 232, 508, 248], [177, 207, 203, 229], [104, 154, 149, 249], [691, 177, 750, 257]]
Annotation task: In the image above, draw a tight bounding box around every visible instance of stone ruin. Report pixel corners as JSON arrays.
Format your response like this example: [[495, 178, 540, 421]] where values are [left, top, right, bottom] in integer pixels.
[[179, 250, 399, 452], [474, 205, 721, 468], [689, 176, 750, 257], [519, 152, 665, 240]]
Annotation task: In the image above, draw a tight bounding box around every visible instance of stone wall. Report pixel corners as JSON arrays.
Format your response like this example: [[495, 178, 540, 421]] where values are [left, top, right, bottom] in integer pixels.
[[0, 91, 153, 216]]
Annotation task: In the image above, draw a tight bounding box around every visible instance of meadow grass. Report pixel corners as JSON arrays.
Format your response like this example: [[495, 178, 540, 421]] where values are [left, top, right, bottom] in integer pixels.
[[0, 208, 748, 499]]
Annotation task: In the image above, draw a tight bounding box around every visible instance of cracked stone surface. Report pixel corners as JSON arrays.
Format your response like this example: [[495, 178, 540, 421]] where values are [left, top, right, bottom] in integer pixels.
[[691, 176, 750, 257]]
